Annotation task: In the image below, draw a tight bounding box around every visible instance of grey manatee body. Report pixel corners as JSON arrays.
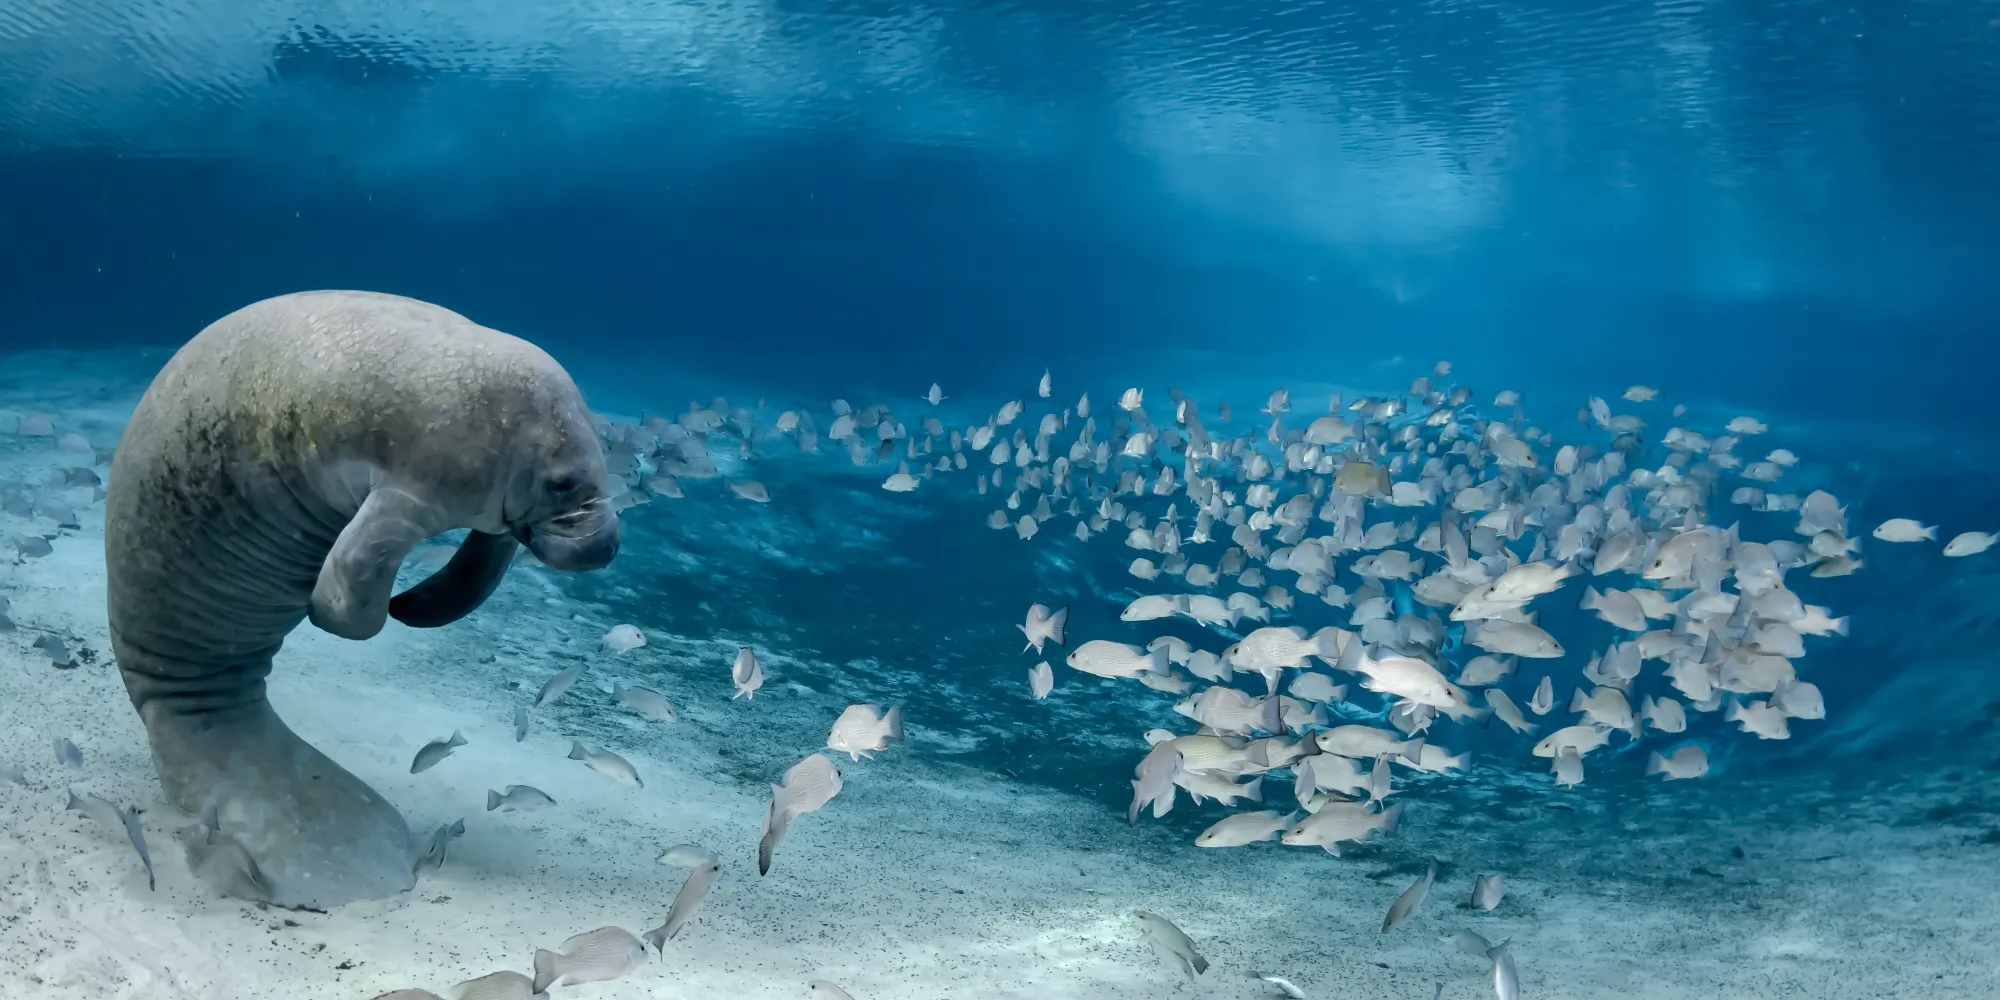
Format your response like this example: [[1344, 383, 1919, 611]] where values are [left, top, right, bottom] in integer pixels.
[[105, 290, 619, 908]]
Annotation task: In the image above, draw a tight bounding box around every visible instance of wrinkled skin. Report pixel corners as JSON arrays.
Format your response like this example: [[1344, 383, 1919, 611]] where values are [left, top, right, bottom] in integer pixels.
[[105, 291, 618, 908]]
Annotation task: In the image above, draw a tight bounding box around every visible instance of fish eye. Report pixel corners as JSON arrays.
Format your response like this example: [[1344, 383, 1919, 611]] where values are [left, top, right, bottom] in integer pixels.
[[547, 475, 581, 496]]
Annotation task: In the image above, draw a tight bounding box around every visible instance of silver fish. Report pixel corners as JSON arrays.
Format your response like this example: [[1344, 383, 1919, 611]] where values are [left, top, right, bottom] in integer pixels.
[[569, 742, 643, 787], [1489, 941, 1520, 1000], [1471, 872, 1504, 911], [513, 707, 529, 742], [54, 737, 82, 767], [1441, 928, 1492, 956], [66, 789, 153, 888], [1256, 973, 1307, 997], [759, 754, 843, 875], [120, 803, 155, 891], [642, 857, 720, 949], [826, 703, 903, 760], [616, 685, 679, 722], [415, 818, 466, 872], [450, 970, 541, 1000], [1133, 910, 1208, 980], [659, 843, 719, 867], [808, 984, 856, 1000], [411, 731, 467, 773], [532, 926, 648, 992], [1382, 858, 1437, 932], [487, 785, 557, 812], [732, 647, 765, 700], [535, 662, 586, 707]]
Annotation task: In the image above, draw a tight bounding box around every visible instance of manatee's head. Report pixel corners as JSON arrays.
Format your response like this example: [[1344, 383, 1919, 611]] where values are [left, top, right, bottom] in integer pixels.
[[505, 373, 621, 572]]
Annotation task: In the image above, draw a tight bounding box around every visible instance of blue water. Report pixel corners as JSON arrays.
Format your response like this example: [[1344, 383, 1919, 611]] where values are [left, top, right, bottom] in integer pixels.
[[3, 2, 1999, 998]]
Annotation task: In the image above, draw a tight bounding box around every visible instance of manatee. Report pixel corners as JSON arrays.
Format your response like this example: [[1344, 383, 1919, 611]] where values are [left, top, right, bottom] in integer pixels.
[[105, 290, 619, 908]]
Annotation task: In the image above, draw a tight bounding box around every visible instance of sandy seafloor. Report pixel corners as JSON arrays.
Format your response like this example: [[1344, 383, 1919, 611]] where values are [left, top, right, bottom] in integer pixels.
[[1, 347, 1997, 1000]]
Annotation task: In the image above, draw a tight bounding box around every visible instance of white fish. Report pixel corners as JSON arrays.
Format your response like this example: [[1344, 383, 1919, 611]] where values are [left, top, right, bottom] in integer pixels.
[[881, 468, 919, 492], [726, 480, 770, 503], [1640, 695, 1687, 733], [659, 844, 719, 867], [54, 737, 83, 767], [1529, 675, 1554, 715], [603, 624, 646, 652], [1469, 621, 1564, 658], [1489, 941, 1520, 1000], [1067, 640, 1167, 679], [1195, 810, 1292, 848], [568, 742, 642, 786], [759, 753, 843, 875], [513, 706, 529, 742], [1028, 661, 1054, 699], [1038, 370, 1051, 398], [826, 704, 903, 760], [616, 685, 678, 722], [532, 926, 648, 992], [535, 662, 585, 707], [1485, 689, 1535, 735], [732, 647, 765, 700], [1122, 594, 1186, 622], [1130, 742, 1181, 824], [486, 785, 556, 812], [1470, 873, 1504, 911], [1441, 928, 1493, 956], [1132, 911, 1208, 980], [1225, 626, 1345, 673], [66, 790, 154, 890], [1726, 416, 1767, 435], [1772, 680, 1825, 720], [1016, 515, 1039, 540], [451, 970, 540, 1000], [1255, 973, 1308, 998], [1945, 531, 1998, 556], [1578, 586, 1647, 631], [1119, 388, 1144, 412], [1532, 724, 1612, 758], [1871, 518, 1936, 542], [1457, 654, 1516, 686], [1315, 725, 1424, 763], [808, 983, 855, 1000], [1647, 745, 1709, 779], [1622, 385, 1657, 401], [1727, 698, 1791, 739], [1281, 800, 1402, 854], [925, 383, 945, 405], [1569, 687, 1635, 731], [1381, 859, 1438, 932], [1551, 746, 1585, 787], [410, 731, 467, 774], [643, 856, 721, 949], [1018, 603, 1070, 652]]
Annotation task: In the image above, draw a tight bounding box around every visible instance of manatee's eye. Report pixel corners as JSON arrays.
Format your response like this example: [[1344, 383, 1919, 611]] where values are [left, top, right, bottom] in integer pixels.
[[547, 475, 581, 497]]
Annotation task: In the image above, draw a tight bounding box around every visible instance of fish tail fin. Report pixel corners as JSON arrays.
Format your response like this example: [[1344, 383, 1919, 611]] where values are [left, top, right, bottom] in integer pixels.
[[486, 790, 501, 811], [1046, 606, 1070, 646], [532, 949, 561, 993], [758, 802, 785, 876], [1832, 616, 1851, 637], [567, 741, 588, 760], [1926, 525, 1939, 540], [1646, 751, 1666, 775], [1401, 738, 1426, 766], [1724, 700, 1744, 722], [1568, 687, 1588, 712], [1379, 800, 1406, 835], [1579, 586, 1601, 610], [1261, 695, 1281, 735], [642, 927, 666, 953], [884, 705, 904, 741], [1309, 626, 1345, 660], [1128, 782, 1144, 827], [448, 730, 466, 748], [1244, 776, 1265, 803]]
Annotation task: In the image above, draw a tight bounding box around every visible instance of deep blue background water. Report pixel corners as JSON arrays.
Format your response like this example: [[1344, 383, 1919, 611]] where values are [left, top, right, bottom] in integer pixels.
[[3, 0, 1998, 772]]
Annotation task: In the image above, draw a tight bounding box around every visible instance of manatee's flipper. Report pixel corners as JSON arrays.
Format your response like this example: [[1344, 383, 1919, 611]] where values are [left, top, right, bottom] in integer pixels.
[[388, 530, 519, 628], [310, 486, 443, 640]]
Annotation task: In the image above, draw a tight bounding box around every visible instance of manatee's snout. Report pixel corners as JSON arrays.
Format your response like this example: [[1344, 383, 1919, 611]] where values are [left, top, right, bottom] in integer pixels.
[[523, 497, 620, 571]]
